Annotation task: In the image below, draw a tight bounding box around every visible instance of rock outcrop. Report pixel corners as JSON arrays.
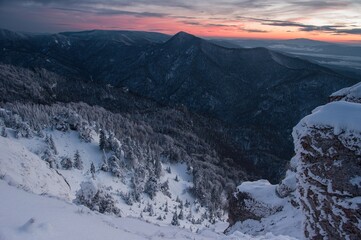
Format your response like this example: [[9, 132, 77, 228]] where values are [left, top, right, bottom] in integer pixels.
[[293, 98, 361, 239], [228, 82, 361, 239]]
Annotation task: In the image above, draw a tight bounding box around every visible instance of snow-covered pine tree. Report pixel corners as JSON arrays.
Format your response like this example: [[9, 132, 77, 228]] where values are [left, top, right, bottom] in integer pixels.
[[100, 150, 109, 172], [1, 127, 7, 137], [90, 162, 96, 179], [74, 181, 120, 216], [185, 199, 190, 208], [46, 134, 58, 155], [178, 208, 184, 220], [122, 192, 134, 206], [149, 204, 154, 216], [155, 158, 162, 178], [61, 156, 73, 170], [144, 176, 158, 199], [73, 150, 83, 170], [171, 210, 180, 226], [179, 200, 184, 209], [187, 208, 193, 221], [108, 155, 122, 178], [15, 122, 33, 138], [79, 125, 92, 143], [160, 180, 171, 198], [164, 201, 169, 212], [99, 129, 106, 150], [43, 148, 56, 169]]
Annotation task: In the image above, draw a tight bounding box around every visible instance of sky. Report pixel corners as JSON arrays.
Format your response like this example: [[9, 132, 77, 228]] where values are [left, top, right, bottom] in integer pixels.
[[0, 0, 360, 43]]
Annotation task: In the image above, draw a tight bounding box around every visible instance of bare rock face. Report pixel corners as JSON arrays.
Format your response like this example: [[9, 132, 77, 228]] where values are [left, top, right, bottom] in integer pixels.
[[227, 185, 283, 227], [293, 95, 361, 239], [225, 179, 302, 238]]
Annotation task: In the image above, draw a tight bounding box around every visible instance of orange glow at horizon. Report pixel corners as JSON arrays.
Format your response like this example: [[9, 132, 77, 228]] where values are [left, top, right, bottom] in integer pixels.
[[68, 14, 361, 44], [1, 2, 360, 44]]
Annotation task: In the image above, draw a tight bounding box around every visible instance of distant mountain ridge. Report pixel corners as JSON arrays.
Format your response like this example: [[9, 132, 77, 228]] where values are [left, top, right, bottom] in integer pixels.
[[0, 28, 357, 181]]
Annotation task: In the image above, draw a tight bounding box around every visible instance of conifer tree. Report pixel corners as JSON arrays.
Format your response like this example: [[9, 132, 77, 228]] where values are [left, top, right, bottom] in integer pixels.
[[178, 208, 184, 220], [164, 201, 169, 212], [100, 150, 109, 172], [187, 208, 193, 221], [73, 150, 83, 170], [61, 156, 73, 170], [171, 210, 180, 226], [47, 134, 58, 155], [155, 158, 162, 178], [90, 162, 96, 179], [0, 127, 7, 137], [43, 148, 56, 169], [99, 129, 106, 150]]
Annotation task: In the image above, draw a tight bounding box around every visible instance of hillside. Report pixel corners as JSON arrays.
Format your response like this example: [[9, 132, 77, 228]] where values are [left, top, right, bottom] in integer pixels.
[[0, 102, 297, 240], [0, 29, 357, 181]]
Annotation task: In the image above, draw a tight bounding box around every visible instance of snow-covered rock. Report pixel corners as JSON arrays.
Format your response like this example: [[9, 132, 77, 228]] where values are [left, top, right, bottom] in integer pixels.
[[292, 90, 361, 239], [226, 180, 304, 239], [228, 82, 361, 240], [330, 81, 361, 103]]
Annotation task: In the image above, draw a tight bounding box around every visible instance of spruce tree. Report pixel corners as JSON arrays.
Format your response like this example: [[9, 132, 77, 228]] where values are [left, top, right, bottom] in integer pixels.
[[48, 135, 58, 155], [99, 129, 106, 150], [73, 150, 83, 170], [178, 208, 184, 220], [164, 201, 169, 212], [90, 162, 96, 179], [61, 157, 73, 170], [0, 127, 7, 137], [43, 148, 56, 169], [187, 208, 193, 221], [100, 150, 109, 172], [171, 210, 179, 226], [155, 158, 162, 178]]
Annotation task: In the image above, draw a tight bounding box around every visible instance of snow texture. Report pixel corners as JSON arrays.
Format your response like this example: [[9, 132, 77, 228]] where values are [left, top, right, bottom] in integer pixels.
[[0, 180, 299, 240], [0, 135, 70, 200], [296, 101, 361, 135]]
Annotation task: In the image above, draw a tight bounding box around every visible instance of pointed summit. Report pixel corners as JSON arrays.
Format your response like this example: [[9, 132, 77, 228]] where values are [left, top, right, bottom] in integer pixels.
[[174, 31, 196, 39], [166, 31, 200, 45]]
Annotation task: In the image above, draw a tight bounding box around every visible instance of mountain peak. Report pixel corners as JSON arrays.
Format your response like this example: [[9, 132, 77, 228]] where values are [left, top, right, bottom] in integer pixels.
[[174, 31, 196, 38], [167, 31, 199, 44]]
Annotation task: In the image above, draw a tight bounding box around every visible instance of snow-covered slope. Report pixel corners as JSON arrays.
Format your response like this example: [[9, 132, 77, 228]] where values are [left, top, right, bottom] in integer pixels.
[[0, 103, 231, 235], [0, 135, 70, 199], [0, 129, 298, 240], [0, 102, 304, 239], [0, 128, 220, 231], [0, 180, 296, 240]]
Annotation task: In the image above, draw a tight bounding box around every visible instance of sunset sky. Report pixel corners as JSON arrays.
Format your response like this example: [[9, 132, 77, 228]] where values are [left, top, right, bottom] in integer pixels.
[[0, 0, 360, 43]]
